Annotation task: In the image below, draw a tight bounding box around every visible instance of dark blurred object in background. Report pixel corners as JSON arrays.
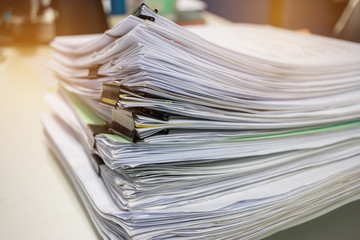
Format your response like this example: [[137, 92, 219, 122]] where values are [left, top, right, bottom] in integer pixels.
[[52, 0, 108, 36], [0, 0, 12, 28], [204, 0, 360, 43], [270, 0, 347, 36], [205, 0, 271, 24], [1, 0, 358, 44], [333, 0, 360, 42], [0, 0, 56, 44], [0, 0, 108, 44]]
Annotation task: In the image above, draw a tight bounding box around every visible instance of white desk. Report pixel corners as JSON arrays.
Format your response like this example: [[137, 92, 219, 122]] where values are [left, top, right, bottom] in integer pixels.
[[0, 46, 100, 240], [0, 19, 359, 240]]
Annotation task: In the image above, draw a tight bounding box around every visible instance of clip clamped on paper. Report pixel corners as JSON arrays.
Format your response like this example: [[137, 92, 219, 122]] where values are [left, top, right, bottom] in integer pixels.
[[100, 82, 121, 107], [88, 65, 101, 79], [134, 107, 170, 121], [131, 3, 157, 22], [86, 123, 108, 175], [104, 29, 122, 39], [87, 123, 109, 146], [109, 109, 136, 142], [89, 153, 104, 175]]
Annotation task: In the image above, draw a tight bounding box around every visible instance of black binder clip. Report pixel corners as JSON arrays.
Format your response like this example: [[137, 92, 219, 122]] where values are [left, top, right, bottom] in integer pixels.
[[81, 123, 108, 175], [131, 3, 157, 22], [89, 153, 105, 176], [99, 82, 121, 107], [88, 65, 101, 79], [87, 123, 109, 146], [134, 107, 170, 121], [87, 123, 109, 175], [109, 109, 136, 142]]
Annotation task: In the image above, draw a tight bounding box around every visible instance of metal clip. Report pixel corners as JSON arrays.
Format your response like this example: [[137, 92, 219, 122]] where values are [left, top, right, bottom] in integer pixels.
[[89, 153, 104, 175], [131, 3, 157, 22], [137, 14, 155, 21], [99, 82, 121, 107], [88, 65, 100, 79], [109, 109, 136, 142], [105, 29, 121, 38], [134, 107, 170, 121], [109, 58, 118, 66]]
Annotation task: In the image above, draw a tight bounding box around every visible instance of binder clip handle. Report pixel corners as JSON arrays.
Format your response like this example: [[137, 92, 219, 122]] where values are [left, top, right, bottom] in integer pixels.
[[131, 3, 157, 22]]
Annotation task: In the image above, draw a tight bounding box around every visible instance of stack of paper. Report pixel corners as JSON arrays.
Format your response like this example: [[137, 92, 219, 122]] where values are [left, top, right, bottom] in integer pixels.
[[42, 4, 360, 240]]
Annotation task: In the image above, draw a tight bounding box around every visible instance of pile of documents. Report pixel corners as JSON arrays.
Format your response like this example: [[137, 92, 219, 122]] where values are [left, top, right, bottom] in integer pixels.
[[42, 4, 360, 239]]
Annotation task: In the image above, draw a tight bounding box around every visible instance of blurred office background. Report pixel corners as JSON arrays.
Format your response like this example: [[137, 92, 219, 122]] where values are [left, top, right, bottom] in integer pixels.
[[204, 0, 360, 42], [0, 0, 359, 44]]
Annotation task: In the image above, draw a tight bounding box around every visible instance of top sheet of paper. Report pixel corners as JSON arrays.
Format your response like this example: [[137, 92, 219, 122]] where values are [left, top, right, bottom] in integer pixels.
[[186, 24, 360, 67]]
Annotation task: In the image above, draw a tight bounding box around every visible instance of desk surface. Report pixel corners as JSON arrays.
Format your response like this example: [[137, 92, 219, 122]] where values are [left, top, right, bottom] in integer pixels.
[[0, 46, 101, 239], [0, 17, 359, 240]]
